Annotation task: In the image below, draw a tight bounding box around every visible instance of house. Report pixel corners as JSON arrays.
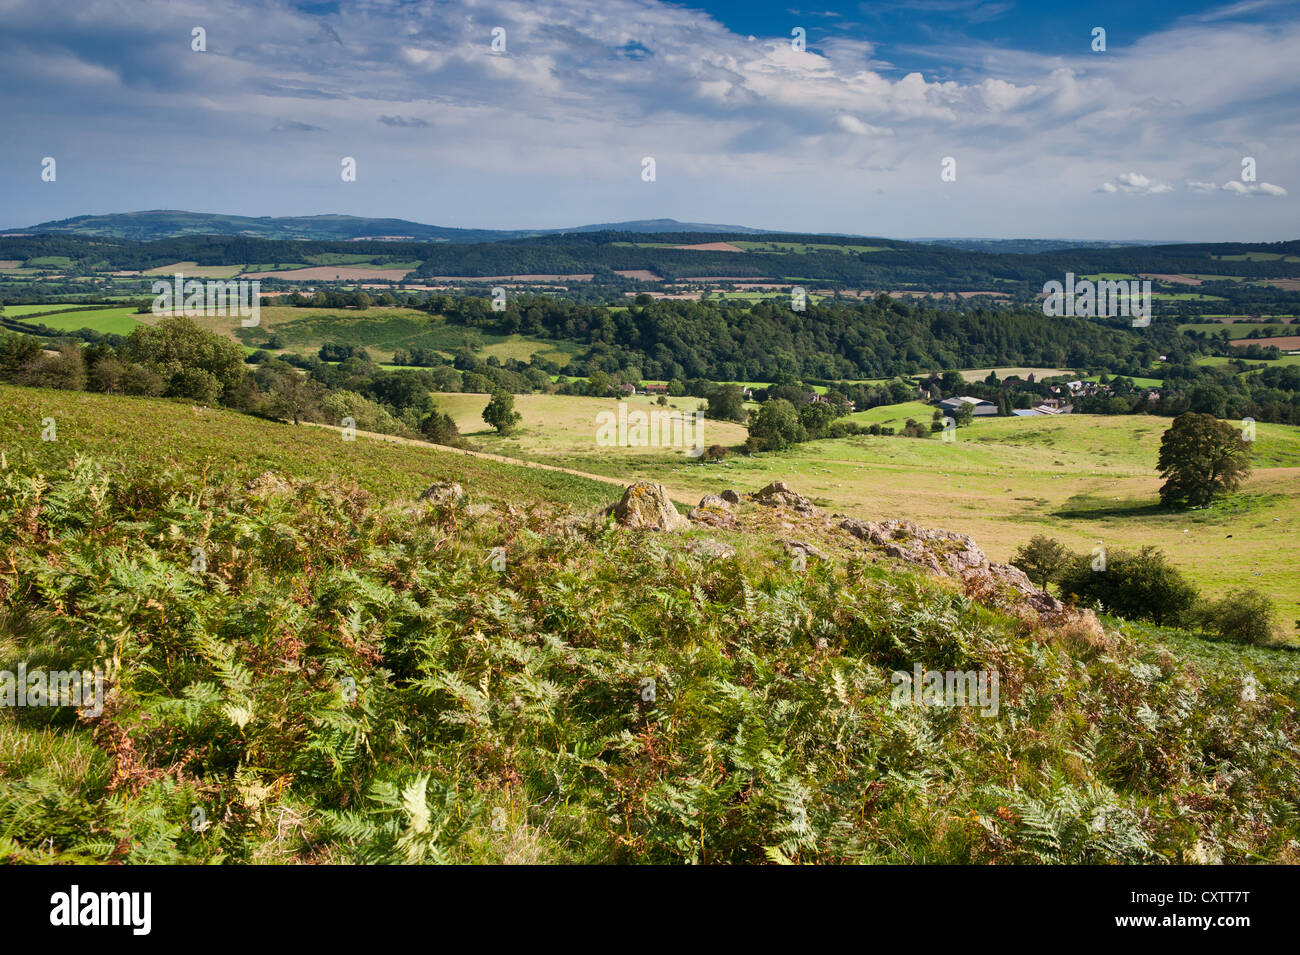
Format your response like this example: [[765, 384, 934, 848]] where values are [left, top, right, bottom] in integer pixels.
[[643, 383, 669, 394], [936, 396, 997, 416], [618, 382, 637, 395]]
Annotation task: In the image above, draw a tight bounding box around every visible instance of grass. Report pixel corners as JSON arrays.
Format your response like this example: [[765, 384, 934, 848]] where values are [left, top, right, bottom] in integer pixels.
[[957, 367, 1078, 382], [141, 262, 246, 279], [1215, 252, 1300, 263], [1197, 355, 1300, 369], [844, 400, 937, 428], [3, 304, 121, 317], [1179, 323, 1296, 339], [15, 307, 145, 336], [1083, 374, 1163, 388], [0, 384, 612, 510], [435, 392, 747, 456]]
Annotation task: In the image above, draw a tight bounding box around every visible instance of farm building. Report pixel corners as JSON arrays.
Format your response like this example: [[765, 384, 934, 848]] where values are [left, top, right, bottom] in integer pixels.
[[936, 396, 998, 416]]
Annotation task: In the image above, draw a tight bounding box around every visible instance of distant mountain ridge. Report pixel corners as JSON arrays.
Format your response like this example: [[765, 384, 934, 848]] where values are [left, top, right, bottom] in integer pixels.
[[11, 211, 774, 244]]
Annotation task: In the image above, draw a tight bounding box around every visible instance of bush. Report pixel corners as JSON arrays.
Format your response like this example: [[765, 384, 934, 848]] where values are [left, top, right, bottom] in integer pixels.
[[1199, 588, 1278, 645], [1057, 546, 1198, 627], [745, 398, 806, 451]]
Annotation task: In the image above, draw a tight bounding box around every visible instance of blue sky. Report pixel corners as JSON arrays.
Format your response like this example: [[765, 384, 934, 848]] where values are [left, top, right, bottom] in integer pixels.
[[0, 0, 1295, 240]]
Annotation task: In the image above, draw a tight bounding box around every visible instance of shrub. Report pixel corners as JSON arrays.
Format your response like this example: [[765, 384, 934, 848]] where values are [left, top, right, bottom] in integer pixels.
[[1057, 546, 1198, 627], [1199, 588, 1278, 645]]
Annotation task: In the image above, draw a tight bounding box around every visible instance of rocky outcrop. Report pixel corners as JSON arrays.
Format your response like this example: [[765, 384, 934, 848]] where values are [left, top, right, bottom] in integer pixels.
[[419, 481, 464, 505], [688, 494, 737, 529], [611, 482, 687, 531], [752, 481, 817, 516], [839, 514, 1101, 633]]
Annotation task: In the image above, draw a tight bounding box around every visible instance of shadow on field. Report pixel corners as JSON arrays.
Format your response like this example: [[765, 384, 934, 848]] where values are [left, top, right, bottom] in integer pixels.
[[1053, 495, 1165, 520]]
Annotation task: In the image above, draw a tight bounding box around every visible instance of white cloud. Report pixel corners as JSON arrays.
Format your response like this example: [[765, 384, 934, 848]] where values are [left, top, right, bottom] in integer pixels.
[[1223, 180, 1289, 196], [0, 0, 1296, 238], [835, 115, 893, 136], [1099, 172, 1175, 195]]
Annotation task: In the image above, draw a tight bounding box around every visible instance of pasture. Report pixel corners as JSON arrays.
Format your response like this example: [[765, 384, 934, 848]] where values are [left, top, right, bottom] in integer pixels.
[[468, 397, 1300, 630]]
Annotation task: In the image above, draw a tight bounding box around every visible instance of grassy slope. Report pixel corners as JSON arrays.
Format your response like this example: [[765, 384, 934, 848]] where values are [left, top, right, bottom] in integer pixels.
[[0, 385, 610, 510], [1, 389, 1298, 864]]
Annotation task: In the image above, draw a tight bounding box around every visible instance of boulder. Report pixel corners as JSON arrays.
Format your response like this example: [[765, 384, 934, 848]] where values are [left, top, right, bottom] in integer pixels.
[[777, 538, 828, 561], [418, 481, 464, 505], [720, 489, 743, 504], [612, 482, 687, 531], [688, 493, 737, 528], [753, 481, 817, 515], [686, 538, 736, 560]]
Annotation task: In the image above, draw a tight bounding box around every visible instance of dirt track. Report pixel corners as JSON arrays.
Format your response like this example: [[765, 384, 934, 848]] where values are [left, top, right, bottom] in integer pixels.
[[307, 422, 701, 505]]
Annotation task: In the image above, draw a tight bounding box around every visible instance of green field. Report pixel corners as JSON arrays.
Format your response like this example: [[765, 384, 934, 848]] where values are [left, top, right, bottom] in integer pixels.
[[15, 306, 144, 335], [3, 304, 107, 317], [183, 305, 583, 366], [1197, 354, 1300, 369], [1216, 252, 1300, 263], [1179, 322, 1296, 339], [1083, 374, 1163, 387]]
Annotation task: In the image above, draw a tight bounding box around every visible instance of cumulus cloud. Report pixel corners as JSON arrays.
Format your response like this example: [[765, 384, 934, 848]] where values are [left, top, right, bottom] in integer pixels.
[[834, 115, 893, 136], [1098, 172, 1175, 195], [0, 0, 1295, 237], [1222, 180, 1289, 196]]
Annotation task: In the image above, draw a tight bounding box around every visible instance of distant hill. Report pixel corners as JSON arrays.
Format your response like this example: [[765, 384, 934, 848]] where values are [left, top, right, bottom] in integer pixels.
[[11, 210, 771, 243], [912, 238, 1185, 254]]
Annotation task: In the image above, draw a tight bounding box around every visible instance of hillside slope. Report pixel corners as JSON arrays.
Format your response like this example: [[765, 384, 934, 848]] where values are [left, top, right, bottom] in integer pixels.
[[0, 388, 1297, 864]]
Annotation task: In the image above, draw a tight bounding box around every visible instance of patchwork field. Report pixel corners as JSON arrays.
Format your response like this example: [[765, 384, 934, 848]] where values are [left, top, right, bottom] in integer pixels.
[[249, 266, 414, 281], [174, 305, 582, 366], [1231, 335, 1300, 350]]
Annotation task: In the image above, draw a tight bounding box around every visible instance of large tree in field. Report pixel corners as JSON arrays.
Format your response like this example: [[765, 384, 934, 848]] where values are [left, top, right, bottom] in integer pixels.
[[483, 390, 521, 435], [1156, 412, 1252, 508]]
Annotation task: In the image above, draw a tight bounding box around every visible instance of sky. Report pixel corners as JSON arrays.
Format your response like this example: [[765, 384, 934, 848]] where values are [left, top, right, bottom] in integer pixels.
[[1, 0, 1296, 240]]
